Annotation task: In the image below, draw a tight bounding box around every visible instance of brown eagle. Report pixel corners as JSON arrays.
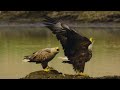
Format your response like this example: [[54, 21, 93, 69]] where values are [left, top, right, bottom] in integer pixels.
[[43, 16, 94, 75], [23, 47, 59, 72]]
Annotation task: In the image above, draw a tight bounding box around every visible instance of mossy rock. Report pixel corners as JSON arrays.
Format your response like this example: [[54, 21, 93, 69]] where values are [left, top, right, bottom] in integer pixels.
[[21, 69, 120, 79], [21, 69, 90, 79]]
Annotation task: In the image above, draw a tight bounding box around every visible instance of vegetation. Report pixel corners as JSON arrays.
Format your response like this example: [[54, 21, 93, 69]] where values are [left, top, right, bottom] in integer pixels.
[[0, 11, 120, 23]]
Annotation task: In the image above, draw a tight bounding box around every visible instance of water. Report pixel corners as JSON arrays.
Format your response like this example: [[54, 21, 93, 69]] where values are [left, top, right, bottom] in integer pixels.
[[0, 24, 120, 79]]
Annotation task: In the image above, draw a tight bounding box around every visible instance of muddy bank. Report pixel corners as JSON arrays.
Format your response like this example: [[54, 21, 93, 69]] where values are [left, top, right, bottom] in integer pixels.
[[21, 70, 120, 79]]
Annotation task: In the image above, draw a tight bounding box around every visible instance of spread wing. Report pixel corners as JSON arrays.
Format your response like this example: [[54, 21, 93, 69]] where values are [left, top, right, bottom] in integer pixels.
[[43, 16, 91, 57]]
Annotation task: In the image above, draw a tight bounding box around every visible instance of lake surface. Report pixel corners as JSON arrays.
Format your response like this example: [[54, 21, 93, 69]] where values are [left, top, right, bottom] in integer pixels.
[[0, 24, 120, 79]]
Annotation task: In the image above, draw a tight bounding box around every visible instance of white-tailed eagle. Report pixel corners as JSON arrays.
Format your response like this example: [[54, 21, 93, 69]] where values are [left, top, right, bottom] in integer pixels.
[[23, 47, 59, 72]]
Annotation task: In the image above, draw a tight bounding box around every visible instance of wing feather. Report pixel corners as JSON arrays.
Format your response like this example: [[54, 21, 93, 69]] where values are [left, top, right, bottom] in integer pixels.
[[43, 16, 91, 57]]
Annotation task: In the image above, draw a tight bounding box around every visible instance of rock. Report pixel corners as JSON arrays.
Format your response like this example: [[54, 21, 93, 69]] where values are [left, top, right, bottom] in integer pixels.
[[21, 69, 90, 79], [92, 76, 120, 79], [21, 69, 120, 79]]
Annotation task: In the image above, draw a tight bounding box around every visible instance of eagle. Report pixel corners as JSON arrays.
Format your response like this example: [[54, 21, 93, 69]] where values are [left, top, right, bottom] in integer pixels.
[[43, 16, 94, 75], [23, 47, 59, 72]]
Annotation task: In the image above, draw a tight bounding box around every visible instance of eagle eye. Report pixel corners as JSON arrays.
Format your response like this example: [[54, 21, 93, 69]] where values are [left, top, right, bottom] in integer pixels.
[[57, 48, 59, 51]]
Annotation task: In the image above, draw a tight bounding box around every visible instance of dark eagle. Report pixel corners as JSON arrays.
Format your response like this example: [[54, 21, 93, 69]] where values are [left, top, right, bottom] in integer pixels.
[[23, 47, 59, 72], [43, 16, 94, 75]]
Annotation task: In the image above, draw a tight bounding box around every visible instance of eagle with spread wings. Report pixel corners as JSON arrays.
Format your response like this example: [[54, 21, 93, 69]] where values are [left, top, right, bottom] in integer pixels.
[[43, 16, 94, 75]]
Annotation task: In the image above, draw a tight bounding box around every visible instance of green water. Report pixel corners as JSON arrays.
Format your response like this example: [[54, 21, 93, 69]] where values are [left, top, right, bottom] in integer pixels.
[[0, 25, 120, 78]]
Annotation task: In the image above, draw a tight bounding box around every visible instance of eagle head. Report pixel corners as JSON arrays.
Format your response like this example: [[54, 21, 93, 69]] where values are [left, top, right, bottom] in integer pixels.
[[88, 37, 95, 51], [51, 47, 60, 54]]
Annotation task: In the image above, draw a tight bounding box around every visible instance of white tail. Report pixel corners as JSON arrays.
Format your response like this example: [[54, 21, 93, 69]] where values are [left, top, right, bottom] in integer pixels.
[[22, 59, 30, 62], [58, 56, 68, 60]]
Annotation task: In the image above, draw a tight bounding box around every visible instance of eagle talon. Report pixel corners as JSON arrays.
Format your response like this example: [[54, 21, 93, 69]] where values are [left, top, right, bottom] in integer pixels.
[[44, 68, 50, 72], [44, 66, 54, 72]]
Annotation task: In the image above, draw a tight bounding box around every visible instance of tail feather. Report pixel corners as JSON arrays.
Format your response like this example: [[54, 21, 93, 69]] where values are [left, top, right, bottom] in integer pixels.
[[22, 59, 30, 62], [43, 15, 57, 24], [72, 61, 85, 73], [23, 54, 37, 63], [23, 56, 30, 62]]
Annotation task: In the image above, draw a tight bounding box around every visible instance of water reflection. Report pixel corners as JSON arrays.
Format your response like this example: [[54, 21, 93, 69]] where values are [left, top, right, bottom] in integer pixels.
[[0, 25, 120, 78]]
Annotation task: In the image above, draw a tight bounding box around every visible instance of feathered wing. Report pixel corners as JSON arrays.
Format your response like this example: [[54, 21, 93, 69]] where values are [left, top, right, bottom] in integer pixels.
[[24, 49, 51, 62], [43, 18, 67, 50], [43, 16, 92, 72], [24, 49, 52, 69]]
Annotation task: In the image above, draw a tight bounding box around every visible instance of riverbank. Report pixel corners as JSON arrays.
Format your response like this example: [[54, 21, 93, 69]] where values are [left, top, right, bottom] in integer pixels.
[[0, 11, 120, 23]]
